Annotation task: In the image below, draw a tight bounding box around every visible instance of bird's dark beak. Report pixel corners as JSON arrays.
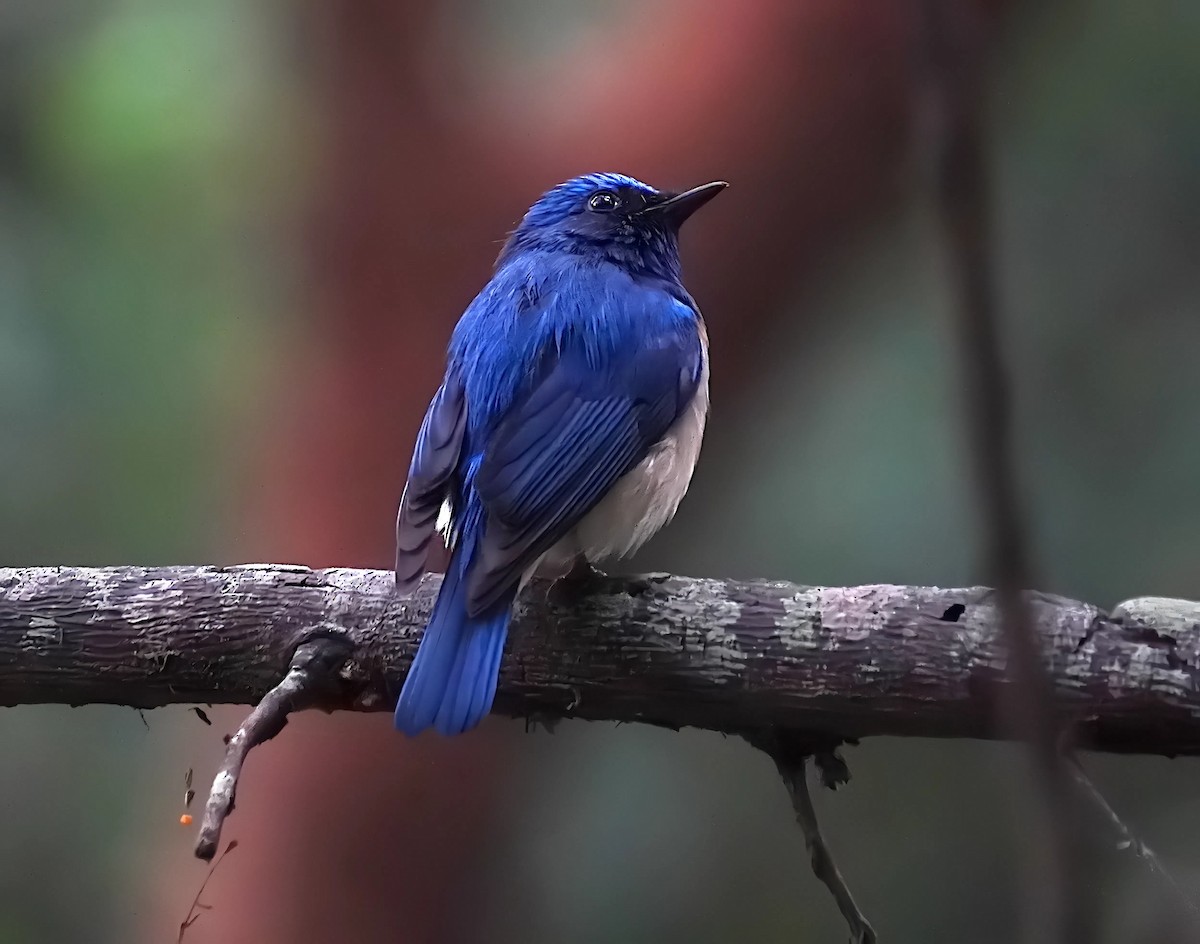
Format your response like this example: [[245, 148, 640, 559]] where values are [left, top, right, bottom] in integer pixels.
[[641, 181, 727, 226]]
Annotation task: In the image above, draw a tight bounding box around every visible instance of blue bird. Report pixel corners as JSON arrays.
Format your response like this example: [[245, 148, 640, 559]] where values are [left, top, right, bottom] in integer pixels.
[[392, 172, 725, 736]]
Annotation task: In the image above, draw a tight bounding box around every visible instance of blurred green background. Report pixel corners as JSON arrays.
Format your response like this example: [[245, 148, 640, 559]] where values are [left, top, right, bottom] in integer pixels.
[[1, 1, 1199, 942]]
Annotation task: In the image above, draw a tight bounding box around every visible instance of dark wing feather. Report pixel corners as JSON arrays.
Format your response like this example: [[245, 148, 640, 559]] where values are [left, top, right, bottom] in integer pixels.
[[466, 334, 700, 615], [394, 370, 467, 591]]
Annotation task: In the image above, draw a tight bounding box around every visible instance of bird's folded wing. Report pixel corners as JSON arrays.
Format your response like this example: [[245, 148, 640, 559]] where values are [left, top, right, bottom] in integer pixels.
[[467, 328, 701, 616], [394, 370, 467, 591]]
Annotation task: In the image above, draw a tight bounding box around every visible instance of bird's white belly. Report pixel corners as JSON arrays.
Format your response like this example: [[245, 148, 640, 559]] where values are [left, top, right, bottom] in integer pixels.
[[539, 357, 709, 574]]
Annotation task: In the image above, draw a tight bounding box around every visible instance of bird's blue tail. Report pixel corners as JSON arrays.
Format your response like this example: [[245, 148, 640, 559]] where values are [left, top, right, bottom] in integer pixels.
[[394, 530, 513, 736]]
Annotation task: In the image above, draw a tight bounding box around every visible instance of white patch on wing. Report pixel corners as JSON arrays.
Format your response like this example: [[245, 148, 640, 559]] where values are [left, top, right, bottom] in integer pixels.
[[436, 498, 453, 542]]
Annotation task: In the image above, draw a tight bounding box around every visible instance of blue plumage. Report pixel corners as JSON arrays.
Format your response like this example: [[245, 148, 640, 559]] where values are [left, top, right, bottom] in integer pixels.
[[394, 172, 725, 736], [394, 490, 514, 736]]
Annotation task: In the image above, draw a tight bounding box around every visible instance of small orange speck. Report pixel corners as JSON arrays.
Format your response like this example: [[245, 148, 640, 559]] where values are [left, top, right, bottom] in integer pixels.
[[180, 814, 193, 826]]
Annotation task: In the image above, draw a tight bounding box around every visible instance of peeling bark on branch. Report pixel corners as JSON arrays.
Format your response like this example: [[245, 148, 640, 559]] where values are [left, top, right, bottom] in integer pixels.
[[1, 565, 1199, 755]]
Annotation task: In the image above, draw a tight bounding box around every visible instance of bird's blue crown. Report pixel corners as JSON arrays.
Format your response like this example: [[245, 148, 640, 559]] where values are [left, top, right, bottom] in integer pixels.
[[515, 173, 654, 231], [497, 172, 707, 282]]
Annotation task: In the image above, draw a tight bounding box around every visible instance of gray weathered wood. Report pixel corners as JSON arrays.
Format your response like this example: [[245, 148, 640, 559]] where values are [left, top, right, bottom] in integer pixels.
[[0, 565, 1197, 753]]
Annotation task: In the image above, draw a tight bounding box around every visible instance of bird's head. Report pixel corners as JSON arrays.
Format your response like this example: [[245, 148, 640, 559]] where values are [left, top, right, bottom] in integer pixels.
[[497, 173, 726, 280]]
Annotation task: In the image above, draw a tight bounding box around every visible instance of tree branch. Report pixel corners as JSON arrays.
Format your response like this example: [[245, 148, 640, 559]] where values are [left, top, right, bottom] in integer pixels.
[[2, 565, 1200, 754], [747, 731, 875, 942], [195, 637, 352, 860], [1067, 757, 1200, 921]]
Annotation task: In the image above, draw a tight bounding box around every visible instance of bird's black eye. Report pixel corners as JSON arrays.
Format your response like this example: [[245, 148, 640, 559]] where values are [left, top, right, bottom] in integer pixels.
[[588, 190, 620, 212]]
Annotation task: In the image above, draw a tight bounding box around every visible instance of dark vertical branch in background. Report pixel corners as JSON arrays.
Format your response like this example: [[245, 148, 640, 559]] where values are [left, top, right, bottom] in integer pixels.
[[916, 3, 1086, 943]]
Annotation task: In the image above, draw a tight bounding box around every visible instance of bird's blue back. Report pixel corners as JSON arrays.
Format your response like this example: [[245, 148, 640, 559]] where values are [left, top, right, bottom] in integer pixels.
[[393, 172, 720, 736], [451, 254, 700, 442]]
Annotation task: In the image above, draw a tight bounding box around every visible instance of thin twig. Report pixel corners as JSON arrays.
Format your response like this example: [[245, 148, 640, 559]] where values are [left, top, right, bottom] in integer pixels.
[[918, 2, 1084, 941], [194, 638, 352, 860], [1068, 757, 1200, 921], [749, 733, 876, 942], [179, 839, 238, 942], [777, 754, 876, 943]]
